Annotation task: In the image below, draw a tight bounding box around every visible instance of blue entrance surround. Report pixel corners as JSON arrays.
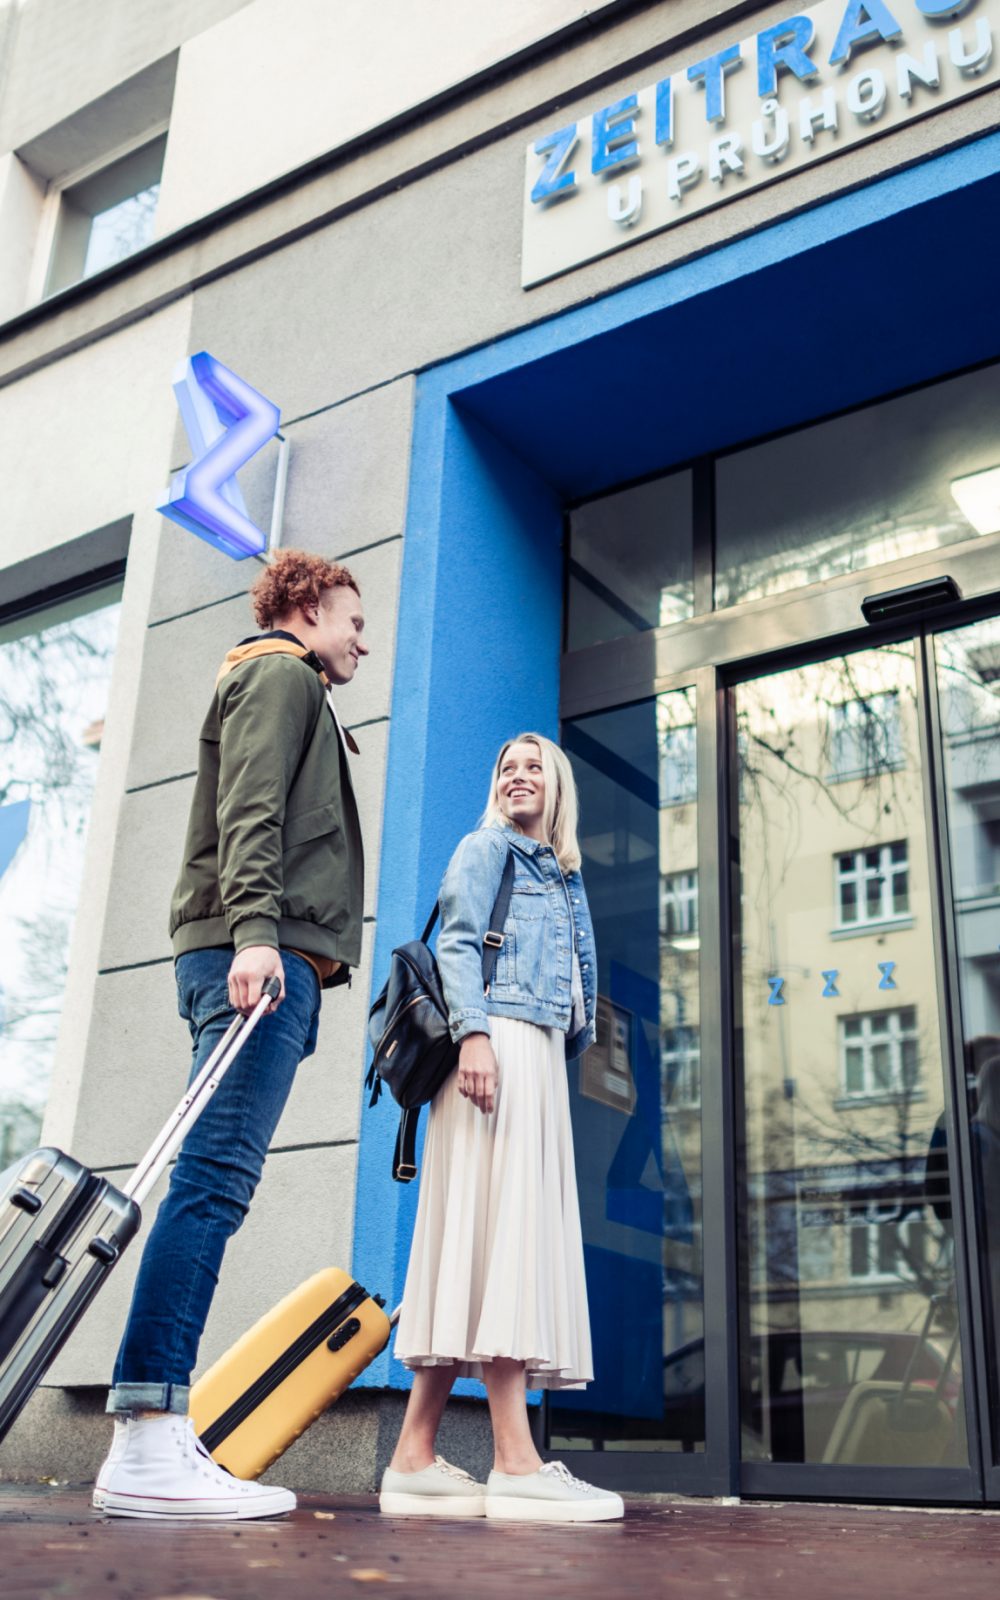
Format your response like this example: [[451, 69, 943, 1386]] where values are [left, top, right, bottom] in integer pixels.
[[351, 130, 1000, 1393]]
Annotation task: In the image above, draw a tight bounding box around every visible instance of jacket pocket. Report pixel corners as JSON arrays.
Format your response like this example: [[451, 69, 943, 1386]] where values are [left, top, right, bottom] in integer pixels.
[[283, 802, 345, 927], [510, 883, 546, 917], [284, 801, 340, 848]]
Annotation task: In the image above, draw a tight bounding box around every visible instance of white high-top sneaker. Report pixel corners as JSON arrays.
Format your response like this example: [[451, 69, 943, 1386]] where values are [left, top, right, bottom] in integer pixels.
[[93, 1415, 297, 1521], [93, 1417, 131, 1506]]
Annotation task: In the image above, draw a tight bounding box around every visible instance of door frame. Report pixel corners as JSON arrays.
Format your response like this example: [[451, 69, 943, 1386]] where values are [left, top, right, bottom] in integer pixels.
[[553, 539, 1000, 1501], [925, 613, 1000, 1505]]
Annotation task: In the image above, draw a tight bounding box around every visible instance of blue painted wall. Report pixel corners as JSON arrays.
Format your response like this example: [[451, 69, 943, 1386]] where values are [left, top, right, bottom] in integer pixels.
[[352, 128, 1000, 1393], [352, 397, 563, 1389]]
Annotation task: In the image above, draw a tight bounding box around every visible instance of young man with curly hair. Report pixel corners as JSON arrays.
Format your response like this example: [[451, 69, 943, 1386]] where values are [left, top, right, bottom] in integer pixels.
[[93, 551, 368, 1520]]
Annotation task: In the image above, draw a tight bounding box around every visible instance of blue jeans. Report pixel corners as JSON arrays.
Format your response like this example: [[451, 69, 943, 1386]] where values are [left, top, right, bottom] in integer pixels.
[[107, 947, 321, 1416]]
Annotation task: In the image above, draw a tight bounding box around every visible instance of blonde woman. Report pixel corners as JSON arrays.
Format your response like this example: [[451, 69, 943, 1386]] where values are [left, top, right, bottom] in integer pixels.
[[381, 734, 623, 1524]]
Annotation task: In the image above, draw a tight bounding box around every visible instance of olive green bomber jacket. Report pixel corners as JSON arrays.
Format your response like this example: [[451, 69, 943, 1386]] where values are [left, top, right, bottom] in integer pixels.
[[168, 639, 364, 984]]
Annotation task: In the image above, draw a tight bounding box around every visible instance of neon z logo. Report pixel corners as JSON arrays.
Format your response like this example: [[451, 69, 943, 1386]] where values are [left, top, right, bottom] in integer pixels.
[[530, 124, 578, 204], [157, 352, 280, 560]]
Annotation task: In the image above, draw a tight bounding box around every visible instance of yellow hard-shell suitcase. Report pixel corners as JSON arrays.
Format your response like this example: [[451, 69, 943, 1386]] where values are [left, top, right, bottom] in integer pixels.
[[189, 1267, 392, 1480]]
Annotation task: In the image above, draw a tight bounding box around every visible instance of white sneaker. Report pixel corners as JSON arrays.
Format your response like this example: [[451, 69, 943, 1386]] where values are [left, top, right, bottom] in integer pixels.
[[94, 1417, 130, 1500], [379, 1455, 487, 1517], [93, 1415, 296, 1521], [485, 1460, 624, 1523]]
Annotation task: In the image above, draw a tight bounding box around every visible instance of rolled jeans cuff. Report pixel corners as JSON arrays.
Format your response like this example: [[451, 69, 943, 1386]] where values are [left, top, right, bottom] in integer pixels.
[[106, 1382, 190, 1417]]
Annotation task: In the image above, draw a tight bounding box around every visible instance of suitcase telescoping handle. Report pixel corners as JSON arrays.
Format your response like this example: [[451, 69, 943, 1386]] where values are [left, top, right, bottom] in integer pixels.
[[124, 978, 282, 1208]]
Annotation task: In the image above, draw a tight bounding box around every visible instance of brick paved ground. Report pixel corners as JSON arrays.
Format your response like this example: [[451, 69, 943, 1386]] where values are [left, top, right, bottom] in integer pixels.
[[5, 1485, 1000, 1600]]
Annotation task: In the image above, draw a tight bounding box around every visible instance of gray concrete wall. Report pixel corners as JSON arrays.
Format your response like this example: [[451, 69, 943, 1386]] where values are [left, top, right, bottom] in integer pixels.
[[0, 1383, 495, 1490], [45, 374, 414, 1389], [3, 1, 998, 390], [153, 0, 628, 236], [0, 0, 254, 156]]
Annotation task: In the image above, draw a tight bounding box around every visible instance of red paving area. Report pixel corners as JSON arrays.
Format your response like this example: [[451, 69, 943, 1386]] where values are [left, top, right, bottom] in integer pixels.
[[5, 1485, 1000, 1600]]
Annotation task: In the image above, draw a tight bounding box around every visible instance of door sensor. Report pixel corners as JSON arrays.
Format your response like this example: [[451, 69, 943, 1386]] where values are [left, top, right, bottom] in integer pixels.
[[861, 576, 961, 625]]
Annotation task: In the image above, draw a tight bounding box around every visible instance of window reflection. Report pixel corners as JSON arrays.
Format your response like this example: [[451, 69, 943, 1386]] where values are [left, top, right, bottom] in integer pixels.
[[553, 689, 705, 1452], [716, 363, 1000, 607], [937, 617, 1000, 1459], [735, 646, 967, 1467], [566, 471, 694, 651], [82, 184, 160, 279], [0, 586, 122, 1166]]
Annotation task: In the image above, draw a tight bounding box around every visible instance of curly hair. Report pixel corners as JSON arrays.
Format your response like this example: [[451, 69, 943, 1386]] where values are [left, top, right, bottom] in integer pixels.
[[249, 550, 360, 629]]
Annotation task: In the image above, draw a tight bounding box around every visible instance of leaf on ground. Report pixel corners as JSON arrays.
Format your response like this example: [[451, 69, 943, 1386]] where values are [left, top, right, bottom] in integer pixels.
[[313, 1510, 337, 1519], [349, 1570, 400, 1584], [37, 1477, 62, 1486], [247, 1560, 282, 1568]]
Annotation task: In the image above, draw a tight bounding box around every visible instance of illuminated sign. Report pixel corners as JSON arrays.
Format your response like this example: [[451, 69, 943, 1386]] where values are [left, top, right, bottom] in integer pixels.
[[157, 351, 281, 559], [522, 0, 1000, 286]]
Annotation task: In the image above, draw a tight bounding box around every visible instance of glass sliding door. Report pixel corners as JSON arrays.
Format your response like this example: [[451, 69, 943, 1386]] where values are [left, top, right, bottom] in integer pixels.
[[733, 644, 969, 1473], [935, 617, 1000, 1470], [553, 687, 705, 1455]]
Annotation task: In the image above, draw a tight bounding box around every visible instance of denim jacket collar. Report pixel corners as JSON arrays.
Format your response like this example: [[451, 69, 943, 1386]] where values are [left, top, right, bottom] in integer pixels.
[[492, 822, 555, 860]]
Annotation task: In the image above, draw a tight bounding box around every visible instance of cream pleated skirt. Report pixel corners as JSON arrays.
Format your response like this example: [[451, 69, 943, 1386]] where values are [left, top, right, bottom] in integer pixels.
[[394, 1016, 593, 1390]]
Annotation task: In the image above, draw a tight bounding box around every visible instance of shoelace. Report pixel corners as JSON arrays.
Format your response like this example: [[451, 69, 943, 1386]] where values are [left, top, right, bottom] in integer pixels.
[[175, 1420, 250, 1492], [540, 1460, 592, 1493], [433, 1456, 477, 1484]]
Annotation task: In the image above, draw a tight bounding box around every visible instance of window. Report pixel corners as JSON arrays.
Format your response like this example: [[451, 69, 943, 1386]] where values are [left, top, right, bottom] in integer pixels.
[[836, 841, 909, 926], [715, 361, 1000, 607], [661, 870, 698, 938], [46, 135, 165, 296], [660, 724, 697, 806], [0, 583, 122, 1165], [848, 1217, 926, 1281], [566, 471, 694, 650], [840, 1008, 920, 1099], [663, 1026, 700, 1109], [829, 692, 904, 782]]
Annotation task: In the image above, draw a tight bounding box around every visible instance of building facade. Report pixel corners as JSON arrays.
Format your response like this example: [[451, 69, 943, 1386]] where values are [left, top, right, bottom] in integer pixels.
[[1, 0, 1000, 1503]]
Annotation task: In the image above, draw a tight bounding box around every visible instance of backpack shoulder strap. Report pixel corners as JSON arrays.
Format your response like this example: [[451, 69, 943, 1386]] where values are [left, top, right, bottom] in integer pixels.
[[481, 849, 515, 991], [418, 846, 515, 983]]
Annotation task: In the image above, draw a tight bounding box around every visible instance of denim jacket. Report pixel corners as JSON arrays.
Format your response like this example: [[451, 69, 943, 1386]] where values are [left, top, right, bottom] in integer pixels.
[[435, 823, 597, 1060]]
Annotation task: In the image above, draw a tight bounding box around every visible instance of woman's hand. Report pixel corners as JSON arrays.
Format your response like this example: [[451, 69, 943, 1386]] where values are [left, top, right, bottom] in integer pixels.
[[457, 1033, 499, 1115]]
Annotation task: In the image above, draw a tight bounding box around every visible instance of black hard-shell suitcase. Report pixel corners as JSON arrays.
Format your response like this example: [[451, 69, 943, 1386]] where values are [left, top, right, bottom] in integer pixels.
[[0, 979, 280, 1446]]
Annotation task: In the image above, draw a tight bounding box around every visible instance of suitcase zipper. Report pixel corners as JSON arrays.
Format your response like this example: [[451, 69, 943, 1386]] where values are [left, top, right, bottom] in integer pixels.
[[199, 1281, 373, 1453], [0, 1171, 105, 1364], [38, 1170, 104, 1254]]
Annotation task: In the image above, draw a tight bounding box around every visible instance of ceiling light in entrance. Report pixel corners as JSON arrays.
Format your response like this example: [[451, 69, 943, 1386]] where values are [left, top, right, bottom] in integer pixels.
[[950, 466, 1000, 536]]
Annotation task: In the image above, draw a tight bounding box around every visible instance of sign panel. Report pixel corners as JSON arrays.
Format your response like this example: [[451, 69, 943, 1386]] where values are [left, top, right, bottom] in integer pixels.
[[158, 352, 280, 560], [522, 0, 1000, 286]]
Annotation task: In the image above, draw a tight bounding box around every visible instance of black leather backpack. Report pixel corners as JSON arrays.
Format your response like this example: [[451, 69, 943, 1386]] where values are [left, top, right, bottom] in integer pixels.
[[366, 850, 515, 1182]]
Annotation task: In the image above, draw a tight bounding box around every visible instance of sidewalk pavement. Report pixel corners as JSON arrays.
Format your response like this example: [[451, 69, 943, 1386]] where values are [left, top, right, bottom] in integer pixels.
[[5, 1485, 1000, 1600]]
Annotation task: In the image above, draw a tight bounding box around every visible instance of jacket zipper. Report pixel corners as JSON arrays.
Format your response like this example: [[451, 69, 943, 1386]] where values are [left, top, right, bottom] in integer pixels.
[[199, 1282, 371, 1452]]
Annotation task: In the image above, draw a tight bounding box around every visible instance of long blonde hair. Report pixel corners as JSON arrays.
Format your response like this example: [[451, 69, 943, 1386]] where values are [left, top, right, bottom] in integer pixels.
[[481, 732, 582, 874]]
